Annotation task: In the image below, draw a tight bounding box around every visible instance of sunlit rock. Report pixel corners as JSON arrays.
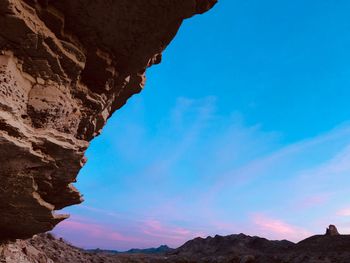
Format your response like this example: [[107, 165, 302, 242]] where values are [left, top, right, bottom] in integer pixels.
[[0, 0, 217, 239]]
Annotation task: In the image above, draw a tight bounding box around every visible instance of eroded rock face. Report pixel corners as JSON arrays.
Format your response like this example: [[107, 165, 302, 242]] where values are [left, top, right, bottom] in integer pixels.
[[0, 0, 216, 239]]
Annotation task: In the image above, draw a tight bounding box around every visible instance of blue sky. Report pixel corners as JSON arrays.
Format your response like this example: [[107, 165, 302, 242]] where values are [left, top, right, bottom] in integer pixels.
[[54, 0, 350, 250]]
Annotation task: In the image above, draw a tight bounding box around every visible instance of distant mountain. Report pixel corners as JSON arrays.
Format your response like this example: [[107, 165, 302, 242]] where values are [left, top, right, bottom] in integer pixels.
[[124, 245, 173, 254], [86, 245, 173, 255], [85, 248, 119, 255]]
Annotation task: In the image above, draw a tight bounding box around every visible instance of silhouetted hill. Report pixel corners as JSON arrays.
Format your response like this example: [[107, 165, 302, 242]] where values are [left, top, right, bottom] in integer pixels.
[[175, 233, 295, 256], [125, 245, 173, 254], [87, 245, 173, 255]]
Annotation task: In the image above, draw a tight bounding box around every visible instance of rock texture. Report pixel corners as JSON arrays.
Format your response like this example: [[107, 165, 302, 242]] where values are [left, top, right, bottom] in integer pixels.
[[0, 0, 217, 239]]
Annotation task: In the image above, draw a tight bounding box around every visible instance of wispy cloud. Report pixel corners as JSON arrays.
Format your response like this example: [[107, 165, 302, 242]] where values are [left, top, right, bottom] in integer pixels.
[[291, 193, 331, 211], [141, 219, 205, 244], [54, 215, 204, 249], [337, 208, 350, 217], [54, 216, 143, 250], [251, 214, 311, 241], [208, 124, 350, 193], [59, 220, 136, 242]]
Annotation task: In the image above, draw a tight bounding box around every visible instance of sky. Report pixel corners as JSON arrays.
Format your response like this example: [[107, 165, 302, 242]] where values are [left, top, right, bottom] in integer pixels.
[[54, 0, 350, 250]]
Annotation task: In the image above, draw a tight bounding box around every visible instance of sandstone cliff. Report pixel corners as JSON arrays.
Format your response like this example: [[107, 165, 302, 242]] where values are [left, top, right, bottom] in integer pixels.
[[0, 0, 217, 239]]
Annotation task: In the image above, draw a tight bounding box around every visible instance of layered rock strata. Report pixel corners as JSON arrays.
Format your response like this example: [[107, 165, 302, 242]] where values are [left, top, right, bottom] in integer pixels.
[[0, 0, 216, 239]]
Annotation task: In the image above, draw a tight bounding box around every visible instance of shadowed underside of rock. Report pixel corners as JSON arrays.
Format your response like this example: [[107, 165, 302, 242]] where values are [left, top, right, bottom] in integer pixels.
[[0, 0, 217, 239]]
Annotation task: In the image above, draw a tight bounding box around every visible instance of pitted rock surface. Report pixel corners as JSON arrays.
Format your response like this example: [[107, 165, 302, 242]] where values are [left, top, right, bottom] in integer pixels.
[[0, 0, 217, 239]]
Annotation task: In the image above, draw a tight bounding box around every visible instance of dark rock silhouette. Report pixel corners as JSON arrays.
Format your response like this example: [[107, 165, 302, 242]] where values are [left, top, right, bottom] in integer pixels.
[[174, 233, 294, 257]]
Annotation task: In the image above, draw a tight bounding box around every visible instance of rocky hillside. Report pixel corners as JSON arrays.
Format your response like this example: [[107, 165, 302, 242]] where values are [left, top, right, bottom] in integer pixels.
[[0, 233, 170, 263], [2, 225, 350, 263]]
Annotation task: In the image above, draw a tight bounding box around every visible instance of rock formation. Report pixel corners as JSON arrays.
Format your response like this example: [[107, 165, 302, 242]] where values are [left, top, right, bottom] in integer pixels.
[[326, 224, 340, 236], [0, 0, 217, 239]]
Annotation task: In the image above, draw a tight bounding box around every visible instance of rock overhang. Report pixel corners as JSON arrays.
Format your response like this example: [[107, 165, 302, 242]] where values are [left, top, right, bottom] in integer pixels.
[[0, 0, 217, 239]]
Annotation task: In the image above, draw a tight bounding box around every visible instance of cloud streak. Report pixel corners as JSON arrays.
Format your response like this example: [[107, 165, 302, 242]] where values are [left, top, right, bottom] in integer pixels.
[[251, 214, 311, 241], [337, 208, 350, 217]]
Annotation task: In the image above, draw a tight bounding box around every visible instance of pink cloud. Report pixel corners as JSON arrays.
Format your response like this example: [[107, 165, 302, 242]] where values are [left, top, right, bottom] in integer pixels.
[[291, 193, 331, 211], [54, 216, 205, 250], [58, 219, 137, 243], [53, 217, 149, 250], [301, 194, 329, 207], [251, 214, 311, 242], [140, 219, 205, 246], [337, 208, 350, 217]]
